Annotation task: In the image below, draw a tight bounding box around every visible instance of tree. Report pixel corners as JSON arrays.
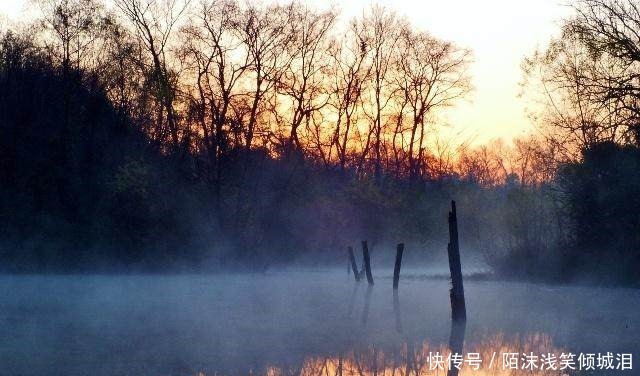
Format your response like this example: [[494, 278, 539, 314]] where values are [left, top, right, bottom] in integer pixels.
[[274, 3, 336, 154], [570, 0, 640, 145], [239, 1, 295, 151], [181, 0, 249, 185], [523, 0, 640, 155], [394, 27, 471, 178], [114, 0, 189, 150], [35, 0, 104, 73], [357, 6, 399, 179], [327, 17, 372, 170]]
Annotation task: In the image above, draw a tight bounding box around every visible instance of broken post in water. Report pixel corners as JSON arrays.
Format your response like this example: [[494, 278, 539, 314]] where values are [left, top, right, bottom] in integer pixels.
[[447, 200, 466, 322], [362, 240, 374, 285], [393, 243, 405, 289], [347, 246, 361, 281]]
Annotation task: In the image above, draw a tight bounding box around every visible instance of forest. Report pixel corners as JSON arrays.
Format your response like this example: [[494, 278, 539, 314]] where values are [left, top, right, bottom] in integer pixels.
[[0, 0, 639, 285]]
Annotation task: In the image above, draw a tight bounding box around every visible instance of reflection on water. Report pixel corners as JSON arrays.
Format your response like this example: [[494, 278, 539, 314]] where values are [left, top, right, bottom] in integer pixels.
[[219, 284, 573, 376], [393, 289, 402, 334], [361, 285, 374, 325], [260, 334, 566, 376], [262, 333, 566, 376], [447, 319, 466, 376], [1, 273, 637, 375]]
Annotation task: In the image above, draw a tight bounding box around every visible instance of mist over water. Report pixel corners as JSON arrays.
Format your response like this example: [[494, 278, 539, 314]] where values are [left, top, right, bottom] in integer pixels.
[[0, 269, 637, 375]]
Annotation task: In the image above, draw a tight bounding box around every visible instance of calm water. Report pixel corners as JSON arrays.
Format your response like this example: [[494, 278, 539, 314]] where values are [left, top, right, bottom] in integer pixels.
[[0, 270, 637, 375]]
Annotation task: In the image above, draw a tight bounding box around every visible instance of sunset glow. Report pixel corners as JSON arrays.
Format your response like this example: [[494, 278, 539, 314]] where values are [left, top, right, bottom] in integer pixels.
[[1, 0, 640, 375], [0, 0, 570, 145], [265, 332, 567, 376], [331, 0, 571, 144]]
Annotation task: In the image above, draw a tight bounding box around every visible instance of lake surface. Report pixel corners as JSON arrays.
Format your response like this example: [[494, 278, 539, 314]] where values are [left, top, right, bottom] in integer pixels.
[[0, 270, 637, 375]]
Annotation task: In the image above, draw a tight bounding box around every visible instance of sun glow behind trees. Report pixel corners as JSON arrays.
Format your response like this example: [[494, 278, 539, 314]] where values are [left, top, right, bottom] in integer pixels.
[[18, 0, 478, 180], [0, 0, 573, 183]]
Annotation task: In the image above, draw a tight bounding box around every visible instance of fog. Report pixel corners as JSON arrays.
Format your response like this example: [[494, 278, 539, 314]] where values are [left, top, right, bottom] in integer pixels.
[[0, 269, 637, 375]]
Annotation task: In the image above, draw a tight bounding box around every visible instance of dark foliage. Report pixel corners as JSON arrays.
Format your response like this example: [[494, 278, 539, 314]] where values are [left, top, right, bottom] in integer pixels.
[[558, 142, 640, 284], [0, 33, 210, 271]]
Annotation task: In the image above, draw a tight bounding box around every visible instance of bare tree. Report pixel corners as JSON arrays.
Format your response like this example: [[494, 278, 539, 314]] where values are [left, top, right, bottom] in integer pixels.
[[239, 1, 295, 151], [182, 0, 250, 171], [115, 0, 189, 149], [358, 6, 399, 178], [275, 3, 336, 153], [100, 13, 145, 122], [35, 0, 105, 72], [327, 18, 372, 170], [394, 27, 472, 178], [523, 0, 640, 153]]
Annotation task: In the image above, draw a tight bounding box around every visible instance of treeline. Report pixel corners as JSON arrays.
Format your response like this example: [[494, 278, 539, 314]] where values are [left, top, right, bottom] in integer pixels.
[[0, 0, 639, 284], [20, 0, 475, 178], [502, 0, 640, 284]]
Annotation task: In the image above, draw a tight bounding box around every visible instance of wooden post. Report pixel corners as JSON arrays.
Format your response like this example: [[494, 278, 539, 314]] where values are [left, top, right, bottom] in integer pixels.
[[447, 200, 466, 322], [393, 243, 404, 289], [347, 246, 361, 281], [362, 240, 374, 285]]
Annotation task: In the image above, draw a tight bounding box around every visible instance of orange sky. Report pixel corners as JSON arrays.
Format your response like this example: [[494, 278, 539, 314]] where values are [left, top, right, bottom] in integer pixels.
[[329, 0, 572, 146], [0, 0, 571, 146]]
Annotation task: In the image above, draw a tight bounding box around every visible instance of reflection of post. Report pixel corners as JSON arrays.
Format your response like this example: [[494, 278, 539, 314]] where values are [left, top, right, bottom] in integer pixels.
[[362, 240, 374, 285], [361, 284, 373, 325], [347, 282, 361, 318], [347, 246, 361, 281], [405, 340, 415, 375], [393, 243, 404, 289], [447, 319, 467, 376], [393, 289, 403, 334], [447, 201, 466, 322]]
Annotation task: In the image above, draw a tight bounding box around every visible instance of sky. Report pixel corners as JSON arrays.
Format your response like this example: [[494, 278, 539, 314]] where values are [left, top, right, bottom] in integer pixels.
[[0, 0, 571, 146], [330, 0, 571, 145]]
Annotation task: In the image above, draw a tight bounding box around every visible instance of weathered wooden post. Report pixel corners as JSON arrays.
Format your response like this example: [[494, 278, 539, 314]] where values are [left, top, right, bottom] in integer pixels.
[[446, 201, 466, 376], [362, 240, 374, 285], [393, 243, 404, 289], [347, 246, 361, 281], [447, 200, 466, 322]]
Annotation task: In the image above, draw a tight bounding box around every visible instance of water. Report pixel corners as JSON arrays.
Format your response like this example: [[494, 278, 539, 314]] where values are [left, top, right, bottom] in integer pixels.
[[0, 270, 637, 375]]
